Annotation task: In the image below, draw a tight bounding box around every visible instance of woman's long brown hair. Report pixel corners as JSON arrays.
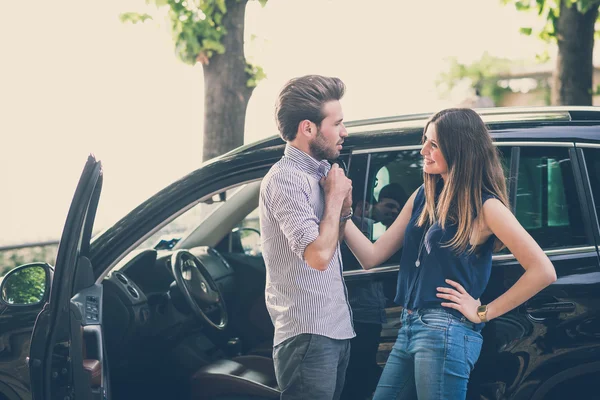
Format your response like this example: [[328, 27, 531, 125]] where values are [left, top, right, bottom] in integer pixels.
[[417, 108, 509, 254]]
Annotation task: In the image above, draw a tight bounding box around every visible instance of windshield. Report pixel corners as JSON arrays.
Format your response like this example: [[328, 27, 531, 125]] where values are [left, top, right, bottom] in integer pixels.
[[134, 185, 246, 251]]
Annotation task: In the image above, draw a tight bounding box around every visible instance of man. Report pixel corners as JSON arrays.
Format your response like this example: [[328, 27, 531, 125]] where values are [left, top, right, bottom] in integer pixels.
[[259, 75, 355, 400]]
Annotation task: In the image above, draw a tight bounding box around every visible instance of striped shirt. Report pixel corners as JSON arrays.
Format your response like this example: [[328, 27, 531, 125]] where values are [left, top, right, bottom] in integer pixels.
[[259, 144, 355, 346]]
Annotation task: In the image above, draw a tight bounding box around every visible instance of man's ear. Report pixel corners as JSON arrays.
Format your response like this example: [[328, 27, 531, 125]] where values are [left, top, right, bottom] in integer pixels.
[[298, 119, 315, 139]]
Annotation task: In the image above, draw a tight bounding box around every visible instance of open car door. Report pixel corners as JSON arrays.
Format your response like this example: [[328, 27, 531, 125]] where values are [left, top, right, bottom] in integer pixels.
[[29, 155, 108, 400]]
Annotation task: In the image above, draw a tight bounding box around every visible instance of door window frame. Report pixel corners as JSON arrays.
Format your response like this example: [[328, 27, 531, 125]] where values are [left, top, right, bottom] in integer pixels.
[[574, 143, 600, 254]]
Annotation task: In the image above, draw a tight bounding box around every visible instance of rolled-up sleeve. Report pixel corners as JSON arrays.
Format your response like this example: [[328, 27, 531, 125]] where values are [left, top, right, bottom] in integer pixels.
[[264, 171, 320, 260]]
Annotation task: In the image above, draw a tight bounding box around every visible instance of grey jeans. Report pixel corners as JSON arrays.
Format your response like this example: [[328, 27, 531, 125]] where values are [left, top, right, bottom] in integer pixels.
[[273, 334, 351, 400]]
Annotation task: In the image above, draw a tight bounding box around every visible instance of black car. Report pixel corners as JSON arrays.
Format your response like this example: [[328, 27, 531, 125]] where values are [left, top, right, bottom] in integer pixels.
[[1, 106, 599, 400]]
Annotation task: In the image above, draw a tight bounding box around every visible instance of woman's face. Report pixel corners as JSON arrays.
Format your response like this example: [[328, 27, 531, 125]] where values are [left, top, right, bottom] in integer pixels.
[[420, 123, 448, 178]]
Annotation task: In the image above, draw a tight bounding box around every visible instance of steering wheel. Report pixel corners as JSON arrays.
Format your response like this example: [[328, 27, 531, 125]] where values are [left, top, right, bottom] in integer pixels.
[[171, 249, 228, 330]]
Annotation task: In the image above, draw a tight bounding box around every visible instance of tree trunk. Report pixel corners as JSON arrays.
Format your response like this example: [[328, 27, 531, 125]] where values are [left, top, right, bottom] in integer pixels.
[[552, 1, 599, 105], [202, 0, 254, 161]]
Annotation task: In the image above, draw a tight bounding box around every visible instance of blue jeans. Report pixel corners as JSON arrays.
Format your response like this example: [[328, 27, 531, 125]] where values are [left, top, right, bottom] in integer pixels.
[[373, 308, 483, 400], [273, 334, 351, 400]]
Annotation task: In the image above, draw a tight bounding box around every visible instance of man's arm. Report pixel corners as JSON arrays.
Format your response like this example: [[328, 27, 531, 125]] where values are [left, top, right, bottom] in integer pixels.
[[304, 197, 345, 271], [264, 171, 321, 265], [263, 165, 348, 271], [304, 164, 351, 271]]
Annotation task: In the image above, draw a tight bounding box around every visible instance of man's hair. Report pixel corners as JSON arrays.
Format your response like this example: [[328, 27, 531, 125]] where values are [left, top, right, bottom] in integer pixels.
[[275, 75, 346, 142]]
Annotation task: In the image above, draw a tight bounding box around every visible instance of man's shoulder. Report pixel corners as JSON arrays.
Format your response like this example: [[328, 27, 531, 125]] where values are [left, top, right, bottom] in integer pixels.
[[262, 159, 308, 188]]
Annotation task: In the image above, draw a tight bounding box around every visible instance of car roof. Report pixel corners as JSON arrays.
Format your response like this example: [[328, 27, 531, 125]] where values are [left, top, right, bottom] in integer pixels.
[[226, 106, 600, 158]]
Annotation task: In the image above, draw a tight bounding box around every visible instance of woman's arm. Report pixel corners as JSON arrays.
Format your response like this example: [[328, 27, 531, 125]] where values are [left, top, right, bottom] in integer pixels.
[[437, 198, 557, 322], [345, 188, 419, 270]]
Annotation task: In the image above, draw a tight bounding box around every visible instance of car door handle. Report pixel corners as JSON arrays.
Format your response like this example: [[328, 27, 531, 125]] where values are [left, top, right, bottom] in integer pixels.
[[526, 301, 576, 315]]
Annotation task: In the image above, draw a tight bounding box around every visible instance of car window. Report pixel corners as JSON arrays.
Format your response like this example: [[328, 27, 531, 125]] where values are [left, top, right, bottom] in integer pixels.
[[366, 150, 423, 242], [136, 185, 246, 251], [582, 148, 600, 231], [341, 150, 423, 271], [512, 146, 588, 250], [230, 207, 262, 256]]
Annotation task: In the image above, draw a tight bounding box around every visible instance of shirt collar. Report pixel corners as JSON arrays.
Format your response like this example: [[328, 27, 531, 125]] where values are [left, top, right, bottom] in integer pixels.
[[284, 144, 331, 178]]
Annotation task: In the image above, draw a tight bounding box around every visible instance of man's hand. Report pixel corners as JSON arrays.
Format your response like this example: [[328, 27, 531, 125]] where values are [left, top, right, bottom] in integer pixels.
[[320, 164, 352, 206], [306, 164, 352, 270]]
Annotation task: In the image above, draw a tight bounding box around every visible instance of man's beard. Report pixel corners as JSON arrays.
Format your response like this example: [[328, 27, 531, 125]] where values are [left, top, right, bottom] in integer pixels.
[[309, 128, 339, 160]]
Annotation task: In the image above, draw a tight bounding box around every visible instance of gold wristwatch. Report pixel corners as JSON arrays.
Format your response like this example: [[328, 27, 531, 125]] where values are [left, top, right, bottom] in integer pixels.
[[477, 305, 488, 323]]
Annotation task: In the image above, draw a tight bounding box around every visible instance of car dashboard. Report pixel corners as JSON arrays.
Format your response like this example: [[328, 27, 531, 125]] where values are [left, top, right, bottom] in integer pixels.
[[101, 246, 237, 366]]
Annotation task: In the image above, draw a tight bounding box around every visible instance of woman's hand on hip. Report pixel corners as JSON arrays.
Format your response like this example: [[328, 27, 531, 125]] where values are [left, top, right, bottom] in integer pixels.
[[437, 279, 481, 323]]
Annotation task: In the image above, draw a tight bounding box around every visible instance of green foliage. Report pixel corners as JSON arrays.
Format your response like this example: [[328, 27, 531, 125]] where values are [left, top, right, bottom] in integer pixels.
[[515, 0, 533, 11], [576, 0, 600, 12], [520, 27, 533, 35], [0, 245, 57, 277], [122, 0, 267, 85], [535, 49, 552, 63], [119, 12, 153, 24], [1, 265, 46, 305], [121, 0, 268, 88], [245, 62, 266, 87], [503, 0, 600, 43], [160, 0, 229, 65], [436, 52, 519, 104]]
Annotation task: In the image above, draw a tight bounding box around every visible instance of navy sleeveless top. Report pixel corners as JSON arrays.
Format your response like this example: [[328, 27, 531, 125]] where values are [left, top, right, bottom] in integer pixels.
[[394, 184, 497, 320]]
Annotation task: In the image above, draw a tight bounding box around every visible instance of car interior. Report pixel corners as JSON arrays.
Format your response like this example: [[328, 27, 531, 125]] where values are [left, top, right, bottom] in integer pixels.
[[100, 180, 280, 400]]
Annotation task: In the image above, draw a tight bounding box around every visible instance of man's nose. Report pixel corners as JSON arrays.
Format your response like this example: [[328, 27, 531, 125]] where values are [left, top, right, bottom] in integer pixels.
[[340, 124, 348, 138]]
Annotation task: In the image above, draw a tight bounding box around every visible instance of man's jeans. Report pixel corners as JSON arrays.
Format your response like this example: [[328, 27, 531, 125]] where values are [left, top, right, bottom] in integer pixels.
[[273, 334, 351, 400], [373, 308, 483, 400]]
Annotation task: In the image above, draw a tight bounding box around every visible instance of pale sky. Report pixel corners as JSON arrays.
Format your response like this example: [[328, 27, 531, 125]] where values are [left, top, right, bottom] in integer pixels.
[[0, 0, 548, 245]]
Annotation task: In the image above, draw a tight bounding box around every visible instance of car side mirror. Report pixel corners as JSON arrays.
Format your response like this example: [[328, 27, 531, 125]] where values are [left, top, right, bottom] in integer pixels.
[[0, 263, 52, 306], [231, 227, 262, 256]]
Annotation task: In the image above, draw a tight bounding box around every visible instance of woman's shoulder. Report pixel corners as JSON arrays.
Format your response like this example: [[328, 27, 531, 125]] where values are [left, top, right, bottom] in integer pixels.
[[482, 190, 499, 204], [475, 190, 505, 225], [407, 184, 426, 214], [414, 184, 426, 203]]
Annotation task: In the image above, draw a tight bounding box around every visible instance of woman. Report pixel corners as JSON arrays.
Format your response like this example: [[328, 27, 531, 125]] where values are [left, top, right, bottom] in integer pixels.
[[344, 108, 557, 399]]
